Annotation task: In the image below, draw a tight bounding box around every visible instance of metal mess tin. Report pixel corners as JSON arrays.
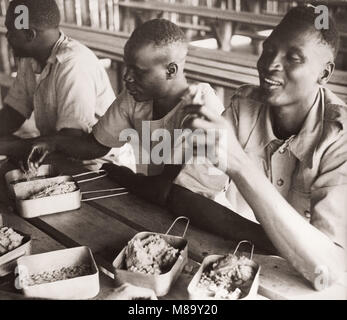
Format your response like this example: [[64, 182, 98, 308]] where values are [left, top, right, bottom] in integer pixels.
[[5, 164, 59, 198], [11, 170, 127, 218], [112, 216, 189, 297], [187, 240, 261, 300], [13, 175, 81, 218], [0, 226, 32, 277], [16, 246, 99, 300]]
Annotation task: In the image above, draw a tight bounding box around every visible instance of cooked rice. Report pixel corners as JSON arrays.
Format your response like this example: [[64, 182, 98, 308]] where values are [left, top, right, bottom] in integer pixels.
[[125, 234, 179, 275], [27, 181, 77, 199], [197, 254, 257, 299], [0, 227, 24, 255]]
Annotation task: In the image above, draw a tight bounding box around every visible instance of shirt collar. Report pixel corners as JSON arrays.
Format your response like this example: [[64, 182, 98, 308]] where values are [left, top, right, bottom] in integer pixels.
[[287, 89, 323, 166], [244, 87, 345, 168], [47, 30, 66, 64], [243, 100, 277, 153], [30, 31, 66, 74]]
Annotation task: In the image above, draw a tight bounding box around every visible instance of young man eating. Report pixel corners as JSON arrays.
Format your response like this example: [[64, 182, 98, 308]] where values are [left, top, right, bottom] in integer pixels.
[[184, 5, 346, 289], [92, 6, 346, 290], [0, 0, 115, 160], [27, 19, 227, 193]]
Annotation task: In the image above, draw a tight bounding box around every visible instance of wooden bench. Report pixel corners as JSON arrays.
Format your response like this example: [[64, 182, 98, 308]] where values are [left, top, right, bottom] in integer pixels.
[[1, 16, 347, 106], [62, 20, 347, 103]]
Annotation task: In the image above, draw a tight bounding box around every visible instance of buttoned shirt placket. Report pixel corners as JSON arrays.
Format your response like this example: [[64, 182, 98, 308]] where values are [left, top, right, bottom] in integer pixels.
[[268, 135, 297, 199]]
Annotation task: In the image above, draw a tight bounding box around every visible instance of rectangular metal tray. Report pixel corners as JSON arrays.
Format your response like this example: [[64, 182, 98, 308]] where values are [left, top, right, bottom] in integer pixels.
[[5, 165, 59, 198], [0, 228, 32, 277], [11, 169, 123, 219], [17, 246, 99, 300], [13, 175, 81, 218], [113, 231, 188, 297], [187, 253, 260, 300]]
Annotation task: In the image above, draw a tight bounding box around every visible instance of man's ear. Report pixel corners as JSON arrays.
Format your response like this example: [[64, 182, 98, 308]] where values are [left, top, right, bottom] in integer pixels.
[[24, 28, 37, 42], [318, 61, 335, 85], [166, 62, 178, 79]]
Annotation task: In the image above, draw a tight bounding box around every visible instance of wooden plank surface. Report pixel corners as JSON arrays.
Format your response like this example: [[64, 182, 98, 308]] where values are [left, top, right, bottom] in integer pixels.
[[1, 152, 347, 300], [255, 255, 347, 300], [0, 159, 220, 300], [27, 205, 207, 300], [0, 210, 65, 255], [1, 199, 194, 300], [71, 171, 347, 300]]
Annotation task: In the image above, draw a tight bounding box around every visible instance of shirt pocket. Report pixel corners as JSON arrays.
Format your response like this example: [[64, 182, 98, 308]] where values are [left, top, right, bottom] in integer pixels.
[[289, 188, 312, 221], [289, 164, 314, 221]]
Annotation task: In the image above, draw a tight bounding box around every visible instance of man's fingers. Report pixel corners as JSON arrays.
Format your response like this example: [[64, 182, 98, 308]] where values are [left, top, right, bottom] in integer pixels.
[[37, 150, 49, 168], [27, 146, 48, 170], [27, 146, 39, 163], [189, 117, 219, 131], [130, 287, 158, 300], [113, 283, 158, 300], [185, 105, 221, 123], [184, 104, 203, 114]]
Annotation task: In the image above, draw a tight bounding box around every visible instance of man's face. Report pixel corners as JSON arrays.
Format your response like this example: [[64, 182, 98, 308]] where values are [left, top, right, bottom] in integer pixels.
[[5, 9, 31, 57], [123, 43, 170, 102], [257, 26, 331, 107]]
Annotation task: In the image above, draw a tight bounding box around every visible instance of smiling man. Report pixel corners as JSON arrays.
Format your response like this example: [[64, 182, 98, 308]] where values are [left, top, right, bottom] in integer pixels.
[[183, 5, 346, 289], [90, 5, 347, 289]]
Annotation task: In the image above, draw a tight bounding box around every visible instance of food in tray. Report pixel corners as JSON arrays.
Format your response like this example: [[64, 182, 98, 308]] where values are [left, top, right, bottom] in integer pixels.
[[197, 254, 257, 299], [26, 181, 77, 199], [125, 234, 180, 275], [0, 227, 24, 256], [22, 264, 92, 286]]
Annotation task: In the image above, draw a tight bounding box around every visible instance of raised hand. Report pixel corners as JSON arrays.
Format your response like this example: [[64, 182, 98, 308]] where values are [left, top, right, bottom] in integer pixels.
[[102, 283, 158, 300], [182, 105, 243, 176], [27, 139, 55, 171]]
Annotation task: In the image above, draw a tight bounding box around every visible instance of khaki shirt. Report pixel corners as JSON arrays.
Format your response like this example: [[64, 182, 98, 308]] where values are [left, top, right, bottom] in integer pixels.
[[4, 32, 115, 136], [223, 85, 347, 249], [93, 83, 224, 175]]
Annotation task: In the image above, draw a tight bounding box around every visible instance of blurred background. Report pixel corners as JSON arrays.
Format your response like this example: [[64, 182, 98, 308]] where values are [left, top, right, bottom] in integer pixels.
[[1, 0, 347, 136]]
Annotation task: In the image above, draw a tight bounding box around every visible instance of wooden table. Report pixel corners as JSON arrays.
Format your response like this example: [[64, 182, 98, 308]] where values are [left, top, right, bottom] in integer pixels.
[[0, 156, 346, 300]]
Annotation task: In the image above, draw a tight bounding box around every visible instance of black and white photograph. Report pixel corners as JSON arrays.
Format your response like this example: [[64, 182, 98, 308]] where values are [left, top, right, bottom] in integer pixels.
[[0, 0, 346, 307]]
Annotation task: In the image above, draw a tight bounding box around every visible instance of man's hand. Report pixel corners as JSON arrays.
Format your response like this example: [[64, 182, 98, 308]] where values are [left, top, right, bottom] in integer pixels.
[[27, 139, 56, 171], [183, 105, 244, 176], [101, 283, 158, 300]]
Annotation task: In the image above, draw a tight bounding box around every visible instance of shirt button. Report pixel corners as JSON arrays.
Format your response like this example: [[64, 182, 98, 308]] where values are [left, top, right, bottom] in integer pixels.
[[304, 210, 311, 219], [277, 179, 284, 186]]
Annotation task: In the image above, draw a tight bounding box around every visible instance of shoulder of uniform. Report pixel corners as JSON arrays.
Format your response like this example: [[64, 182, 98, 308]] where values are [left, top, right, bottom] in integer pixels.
[[323, 88, 347, 128], [324, 103, 347, 128], [56, 38, 96, 64]]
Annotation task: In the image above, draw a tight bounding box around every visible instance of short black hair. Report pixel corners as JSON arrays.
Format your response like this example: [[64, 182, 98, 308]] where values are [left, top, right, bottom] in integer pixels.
[[7, 0, 61, 29], [124, 19, 187, 57], [274, 5, 340, 58]]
